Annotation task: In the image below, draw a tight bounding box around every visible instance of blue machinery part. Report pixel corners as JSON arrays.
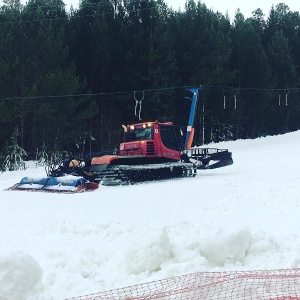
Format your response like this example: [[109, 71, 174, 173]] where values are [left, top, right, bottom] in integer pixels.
[[10, 175, 87, 192], [184, 87, 202, 149]]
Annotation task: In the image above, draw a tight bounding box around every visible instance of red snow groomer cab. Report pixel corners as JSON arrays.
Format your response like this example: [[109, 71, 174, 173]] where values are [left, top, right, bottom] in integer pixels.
[[120, 121, 183, 161]]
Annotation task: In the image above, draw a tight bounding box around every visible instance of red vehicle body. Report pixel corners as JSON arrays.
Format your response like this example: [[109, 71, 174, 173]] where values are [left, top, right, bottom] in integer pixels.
[[90, 121, 186, 171]]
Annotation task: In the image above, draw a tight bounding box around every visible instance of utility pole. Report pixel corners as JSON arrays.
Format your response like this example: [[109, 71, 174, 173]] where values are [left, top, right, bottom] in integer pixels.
[[202, 94, 205, 145]]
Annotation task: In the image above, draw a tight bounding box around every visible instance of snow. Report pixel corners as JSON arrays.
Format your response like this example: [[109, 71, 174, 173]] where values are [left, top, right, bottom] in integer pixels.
[[1, 131, 300, 299]]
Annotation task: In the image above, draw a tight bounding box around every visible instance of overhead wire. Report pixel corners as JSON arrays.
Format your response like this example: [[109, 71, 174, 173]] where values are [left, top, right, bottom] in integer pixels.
[[0, 86, 181, 102], [0, 85, 299, 102]]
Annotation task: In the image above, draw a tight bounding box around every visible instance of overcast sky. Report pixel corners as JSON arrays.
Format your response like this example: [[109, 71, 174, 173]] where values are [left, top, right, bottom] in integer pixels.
[[60, 0, 300, 19], [165, 0, 300, 19], [0, 0, 299, 19]]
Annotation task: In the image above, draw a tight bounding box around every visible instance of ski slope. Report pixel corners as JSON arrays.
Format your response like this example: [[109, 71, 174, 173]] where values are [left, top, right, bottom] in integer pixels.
[[1, 131, 300, 300]]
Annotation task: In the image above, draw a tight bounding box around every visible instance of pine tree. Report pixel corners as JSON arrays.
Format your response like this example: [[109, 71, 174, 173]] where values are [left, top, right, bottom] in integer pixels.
[[2, 128, 27, 171], [267, 30, 300, 133]]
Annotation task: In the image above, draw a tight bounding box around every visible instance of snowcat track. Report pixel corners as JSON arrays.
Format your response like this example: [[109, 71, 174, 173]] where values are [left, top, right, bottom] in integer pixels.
[[97, 163, 197, 186]]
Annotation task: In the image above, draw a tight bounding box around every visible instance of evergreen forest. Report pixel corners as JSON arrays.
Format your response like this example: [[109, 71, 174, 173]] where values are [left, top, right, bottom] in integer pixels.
[[0, 0, 300, 165]]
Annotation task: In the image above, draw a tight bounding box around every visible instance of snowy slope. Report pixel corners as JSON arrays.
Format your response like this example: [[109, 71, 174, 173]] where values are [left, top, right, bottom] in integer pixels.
[[1, 131, 300, 300]]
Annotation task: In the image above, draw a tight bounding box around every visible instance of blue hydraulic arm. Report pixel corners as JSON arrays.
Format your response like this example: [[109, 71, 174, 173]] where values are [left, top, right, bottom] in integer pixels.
[[184, 87, 202, 149]]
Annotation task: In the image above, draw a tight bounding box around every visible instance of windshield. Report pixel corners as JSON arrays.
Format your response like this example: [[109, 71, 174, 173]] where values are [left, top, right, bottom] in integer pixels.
[[125, 127, 153, 142]]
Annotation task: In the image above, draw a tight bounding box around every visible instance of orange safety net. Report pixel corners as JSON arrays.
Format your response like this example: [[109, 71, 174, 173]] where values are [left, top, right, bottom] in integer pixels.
[[65, 268, 300, 300]]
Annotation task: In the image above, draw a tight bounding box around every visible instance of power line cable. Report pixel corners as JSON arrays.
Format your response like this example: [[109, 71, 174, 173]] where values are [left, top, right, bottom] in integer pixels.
[[0, 85, 299, 102]]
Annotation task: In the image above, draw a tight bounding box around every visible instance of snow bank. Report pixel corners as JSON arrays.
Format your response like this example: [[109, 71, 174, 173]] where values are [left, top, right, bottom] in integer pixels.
[[1, 131, 300, 299], [0, 251, 43, 300], [200, 227, 251, 266]]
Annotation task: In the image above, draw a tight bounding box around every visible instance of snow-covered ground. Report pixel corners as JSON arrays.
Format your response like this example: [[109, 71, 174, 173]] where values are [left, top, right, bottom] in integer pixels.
[[1, 131, 300, 300]]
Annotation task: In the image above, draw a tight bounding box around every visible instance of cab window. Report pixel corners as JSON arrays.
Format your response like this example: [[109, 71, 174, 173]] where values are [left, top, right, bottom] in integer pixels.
[[160, 126, 180, 151]]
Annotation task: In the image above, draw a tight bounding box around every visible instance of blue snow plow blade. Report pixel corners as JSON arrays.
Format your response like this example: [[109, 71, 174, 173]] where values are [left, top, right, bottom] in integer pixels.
[[10, 175, 87, 193]]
